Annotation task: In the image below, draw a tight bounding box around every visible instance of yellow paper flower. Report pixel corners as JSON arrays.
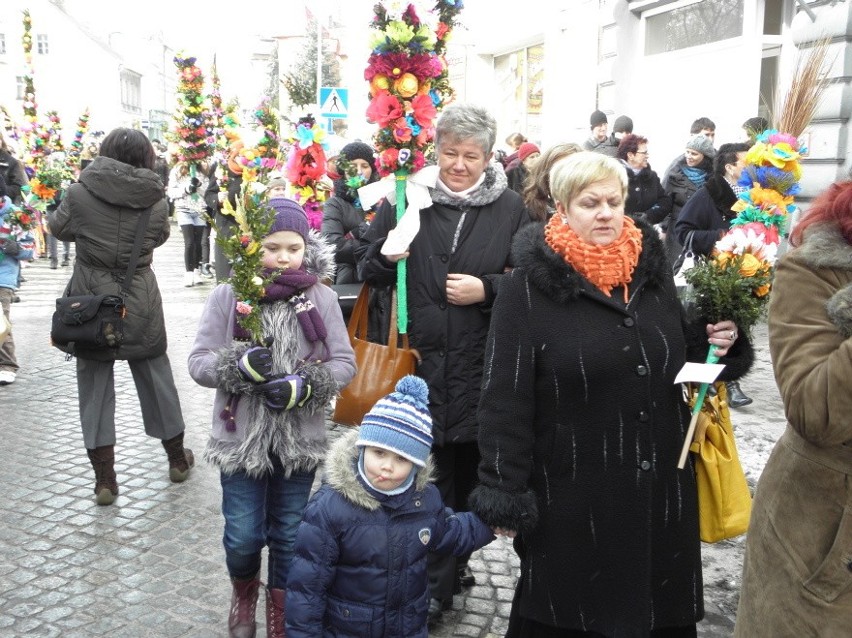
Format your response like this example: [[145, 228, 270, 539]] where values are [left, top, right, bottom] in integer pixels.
[[754, 284, 771, 297], [246, 241, 260, 255], [394, 73, 420, 98], [370, 75, 390, 95], [738, 253, 762, 277]]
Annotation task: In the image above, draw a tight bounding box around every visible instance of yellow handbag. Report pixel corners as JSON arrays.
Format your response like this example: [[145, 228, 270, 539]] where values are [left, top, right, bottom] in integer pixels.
[[688, 382, 752, 543]]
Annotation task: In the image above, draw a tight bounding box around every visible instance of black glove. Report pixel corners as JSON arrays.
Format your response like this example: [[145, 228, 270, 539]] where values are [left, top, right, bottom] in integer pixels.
[[237, 343, 275, 383], [0, 238, 21, 257], [351, 222, 370, 240], [257, 372, 313, 411], [186, 177, 201, 194]]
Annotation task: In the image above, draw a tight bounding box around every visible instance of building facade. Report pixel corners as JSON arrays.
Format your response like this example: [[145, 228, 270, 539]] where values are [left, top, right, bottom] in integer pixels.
[[455, 0, 851, 200]]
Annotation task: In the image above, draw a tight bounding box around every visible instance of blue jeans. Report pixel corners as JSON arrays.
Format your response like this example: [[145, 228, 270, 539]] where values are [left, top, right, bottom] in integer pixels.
[[220, 457, 315, 588]]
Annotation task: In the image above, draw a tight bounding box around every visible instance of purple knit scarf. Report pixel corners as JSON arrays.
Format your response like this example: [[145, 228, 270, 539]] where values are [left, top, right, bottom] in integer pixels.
[[232, 267, 327, 345], [222, 267, 328, 432]]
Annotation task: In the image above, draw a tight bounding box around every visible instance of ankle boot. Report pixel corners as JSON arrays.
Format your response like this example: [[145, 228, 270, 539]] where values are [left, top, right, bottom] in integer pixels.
[[266, 587, 285, 638], [725, 381, 753, 408], [86, 446, 118, 505], [229, 573, 261, 638], [162, 432, 195, 482]]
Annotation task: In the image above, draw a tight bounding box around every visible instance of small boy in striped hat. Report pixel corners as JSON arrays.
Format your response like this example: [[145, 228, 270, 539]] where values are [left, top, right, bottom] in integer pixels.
[[286, 375, 495, 637]]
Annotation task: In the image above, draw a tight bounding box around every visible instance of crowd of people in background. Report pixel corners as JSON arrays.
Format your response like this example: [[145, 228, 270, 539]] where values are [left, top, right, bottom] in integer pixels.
[[2, 101, 849, 638]]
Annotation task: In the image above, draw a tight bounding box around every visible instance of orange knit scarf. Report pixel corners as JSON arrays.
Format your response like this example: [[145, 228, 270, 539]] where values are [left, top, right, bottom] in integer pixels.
[[544, 214, 643, 302]]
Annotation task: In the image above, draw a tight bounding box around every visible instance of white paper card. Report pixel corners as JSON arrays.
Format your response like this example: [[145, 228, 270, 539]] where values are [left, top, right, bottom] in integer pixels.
[[674, 362, 726, 385]]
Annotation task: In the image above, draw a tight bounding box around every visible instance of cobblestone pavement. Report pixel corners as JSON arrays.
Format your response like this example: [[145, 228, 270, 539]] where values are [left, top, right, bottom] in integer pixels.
[[0, 225, 785, 637]]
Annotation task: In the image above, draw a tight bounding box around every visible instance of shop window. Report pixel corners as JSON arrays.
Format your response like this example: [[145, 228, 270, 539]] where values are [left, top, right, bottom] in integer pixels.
[[645, 0, 743, 55]]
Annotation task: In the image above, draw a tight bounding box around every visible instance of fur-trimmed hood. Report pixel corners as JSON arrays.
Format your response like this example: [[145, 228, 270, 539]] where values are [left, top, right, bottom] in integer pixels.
[[511, 218, 672, 304], [796, 223, 852, 338], [323, 429, 434, 511], [303, 228, 336, 282], [428, 163, 509, 209]]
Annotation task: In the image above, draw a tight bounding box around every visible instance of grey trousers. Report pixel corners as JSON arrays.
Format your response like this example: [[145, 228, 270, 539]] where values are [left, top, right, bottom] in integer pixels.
[[76, 353, 186, 449]]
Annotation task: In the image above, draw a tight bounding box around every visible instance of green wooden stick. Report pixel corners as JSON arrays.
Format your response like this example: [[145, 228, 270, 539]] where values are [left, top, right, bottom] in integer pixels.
[[395, 170, 408, 334]]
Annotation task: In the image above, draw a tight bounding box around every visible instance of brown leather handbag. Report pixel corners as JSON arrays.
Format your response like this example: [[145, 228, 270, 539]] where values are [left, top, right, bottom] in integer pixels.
[[332, 284, 420, 426]]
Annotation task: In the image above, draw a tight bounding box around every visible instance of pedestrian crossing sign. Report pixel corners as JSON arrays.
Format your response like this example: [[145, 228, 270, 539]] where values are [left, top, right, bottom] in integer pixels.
[[320, 87, 348, 119]]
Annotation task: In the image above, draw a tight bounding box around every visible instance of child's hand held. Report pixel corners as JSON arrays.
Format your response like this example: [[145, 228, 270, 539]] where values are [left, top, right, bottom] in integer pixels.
[[238, 345, 275, 383]]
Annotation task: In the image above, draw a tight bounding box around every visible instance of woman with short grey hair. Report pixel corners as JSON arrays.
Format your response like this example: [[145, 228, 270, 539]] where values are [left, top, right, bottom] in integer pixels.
[[357, 102, 529, 624]]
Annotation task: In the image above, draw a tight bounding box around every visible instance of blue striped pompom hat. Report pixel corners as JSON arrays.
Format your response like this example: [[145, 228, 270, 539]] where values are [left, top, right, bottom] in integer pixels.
[[356, 375, 433, 467]]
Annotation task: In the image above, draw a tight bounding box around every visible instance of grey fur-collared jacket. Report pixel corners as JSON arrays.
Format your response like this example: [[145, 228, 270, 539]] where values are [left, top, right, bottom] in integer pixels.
[[735, 223, 852, 637], [187, 231, 356, 477]]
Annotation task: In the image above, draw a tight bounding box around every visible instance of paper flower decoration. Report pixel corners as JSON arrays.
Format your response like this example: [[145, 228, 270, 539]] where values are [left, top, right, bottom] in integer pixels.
[[215, 176, 277, 344], [66, 108, 90, 168], [285, 114, 328, 230], [365, 1, 463, 177], [167, 52, 212, 167]]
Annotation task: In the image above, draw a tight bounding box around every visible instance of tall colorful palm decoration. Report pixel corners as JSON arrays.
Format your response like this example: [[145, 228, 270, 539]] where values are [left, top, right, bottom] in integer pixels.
[[678, 39, 830, 467], [364, 0, 464, 333]]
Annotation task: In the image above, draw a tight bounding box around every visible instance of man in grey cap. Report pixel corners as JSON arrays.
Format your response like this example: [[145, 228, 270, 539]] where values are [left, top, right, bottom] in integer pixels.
[[582, 110, 609, 151]]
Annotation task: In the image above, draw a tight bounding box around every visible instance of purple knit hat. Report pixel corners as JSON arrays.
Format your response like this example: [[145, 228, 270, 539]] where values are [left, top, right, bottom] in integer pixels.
[[267, 197, 310, 242]]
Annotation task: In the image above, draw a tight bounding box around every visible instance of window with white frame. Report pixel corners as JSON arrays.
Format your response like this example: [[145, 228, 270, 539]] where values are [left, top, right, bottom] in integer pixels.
[[16, 76, 25, 100], [645, 0, 744, 55], [0, 34, 6, 55], [36, 33, 49, 54], [120, 69, 142, 113]]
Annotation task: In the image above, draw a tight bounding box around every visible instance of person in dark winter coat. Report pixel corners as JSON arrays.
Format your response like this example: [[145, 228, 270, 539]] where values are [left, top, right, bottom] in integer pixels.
[[734, 182, 852, 637], [617, 133, 671, 225], [469, 152, 753, 638], [321, 141, 381, 284], [674, 142, 755, 409], [582, 109, 609, 152], [286, 376, 494, 638], [48, 128, 194, 506], [0, 132, 28, 205], [598, 114, 634, 158], [523, 142, 583, 222], [660, 134, 715, 264], [357, 103, 528, 623], [506, 142, 540, 195], [188, 197, 356, 637], [204, 140, 244, 282]]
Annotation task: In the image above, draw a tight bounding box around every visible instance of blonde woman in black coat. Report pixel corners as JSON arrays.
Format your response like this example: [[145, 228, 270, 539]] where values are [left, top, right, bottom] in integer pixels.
[[470, 152, 752, 638]]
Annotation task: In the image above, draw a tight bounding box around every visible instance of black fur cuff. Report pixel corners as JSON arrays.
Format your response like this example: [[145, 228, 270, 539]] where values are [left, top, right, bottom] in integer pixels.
[[469, 484, 539, 536]]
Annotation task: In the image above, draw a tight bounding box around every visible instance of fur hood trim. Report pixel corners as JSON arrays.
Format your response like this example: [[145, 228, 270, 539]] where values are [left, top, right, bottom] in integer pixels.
[[303, 229, 336, 282], [798, 224, 852, 338], [511, 219, 671, 304], [429, 163, 509, 209], [323, 429, 434, 511]]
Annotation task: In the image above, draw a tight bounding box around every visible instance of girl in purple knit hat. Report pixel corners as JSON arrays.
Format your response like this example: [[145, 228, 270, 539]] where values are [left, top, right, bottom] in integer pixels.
[[188, 197, 356, 637]]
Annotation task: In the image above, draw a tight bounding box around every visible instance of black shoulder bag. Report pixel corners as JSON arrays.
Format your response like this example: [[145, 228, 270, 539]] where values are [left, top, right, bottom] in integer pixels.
[[50, 209, 152, 354]]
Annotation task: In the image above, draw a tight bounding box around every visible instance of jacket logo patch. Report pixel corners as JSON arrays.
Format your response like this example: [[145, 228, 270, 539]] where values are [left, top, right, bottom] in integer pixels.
[[418, 528, 431, 546]]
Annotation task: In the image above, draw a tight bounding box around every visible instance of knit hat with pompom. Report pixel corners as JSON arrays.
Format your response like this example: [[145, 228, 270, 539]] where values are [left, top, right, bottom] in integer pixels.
[[356, 375, 433, 467]]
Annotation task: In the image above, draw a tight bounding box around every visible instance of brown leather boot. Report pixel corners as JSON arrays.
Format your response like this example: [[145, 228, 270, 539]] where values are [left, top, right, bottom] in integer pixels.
[[162, 432, 195, 482], [86, 446, 118, 505], [266, 587, 285, 638], [229, 573, 261, 638]]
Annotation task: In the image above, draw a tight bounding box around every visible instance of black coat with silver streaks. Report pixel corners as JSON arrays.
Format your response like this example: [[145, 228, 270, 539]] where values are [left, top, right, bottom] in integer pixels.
[[469, 221, 753, 636]]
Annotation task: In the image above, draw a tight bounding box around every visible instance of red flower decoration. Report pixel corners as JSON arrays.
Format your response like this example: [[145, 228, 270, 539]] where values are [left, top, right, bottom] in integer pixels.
[[410, 94, 437, 127], [367, 93, 404, 127]]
